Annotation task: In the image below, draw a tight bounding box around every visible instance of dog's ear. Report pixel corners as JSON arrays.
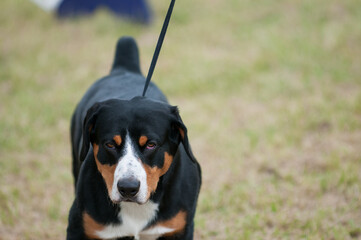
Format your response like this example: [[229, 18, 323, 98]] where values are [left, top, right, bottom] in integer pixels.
[[79, 103, 102, 162], [170, 106, 197, 163]]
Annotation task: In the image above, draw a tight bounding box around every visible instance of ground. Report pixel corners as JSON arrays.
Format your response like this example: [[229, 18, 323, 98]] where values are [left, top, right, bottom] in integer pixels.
[[0, 0, 361, 239]]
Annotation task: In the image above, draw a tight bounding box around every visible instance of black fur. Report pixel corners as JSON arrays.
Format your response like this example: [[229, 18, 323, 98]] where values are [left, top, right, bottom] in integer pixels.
[[67, 36, 201, 240]]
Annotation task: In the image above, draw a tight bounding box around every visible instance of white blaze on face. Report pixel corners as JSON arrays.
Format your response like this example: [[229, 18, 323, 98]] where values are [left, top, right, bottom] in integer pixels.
[[110, 134, 148, 204]]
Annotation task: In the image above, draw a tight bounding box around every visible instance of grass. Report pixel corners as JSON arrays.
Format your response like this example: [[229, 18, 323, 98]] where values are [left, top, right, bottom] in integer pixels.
[[1, 0, 361, 239]]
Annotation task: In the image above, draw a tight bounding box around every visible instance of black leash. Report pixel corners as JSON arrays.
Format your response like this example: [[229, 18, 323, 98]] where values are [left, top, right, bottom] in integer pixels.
[[142, 0, 176, 97]]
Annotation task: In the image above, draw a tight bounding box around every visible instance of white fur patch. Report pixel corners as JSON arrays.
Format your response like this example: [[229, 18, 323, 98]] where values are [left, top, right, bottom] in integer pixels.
[[95, 201, 159, 239], [140, 226, 175, 238], [110, 134, 148, 204]]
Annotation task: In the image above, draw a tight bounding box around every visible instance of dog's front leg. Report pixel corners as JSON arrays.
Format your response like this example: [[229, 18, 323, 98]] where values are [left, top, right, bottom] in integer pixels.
[[66, 200, 88, 240]]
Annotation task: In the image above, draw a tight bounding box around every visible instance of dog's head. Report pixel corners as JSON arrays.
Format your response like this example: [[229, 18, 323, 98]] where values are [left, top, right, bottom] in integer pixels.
[[79, 97, 195, 204]]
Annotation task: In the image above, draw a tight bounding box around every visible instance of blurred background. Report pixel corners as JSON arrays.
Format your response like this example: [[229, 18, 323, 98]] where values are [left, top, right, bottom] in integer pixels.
[[0, 0, 360, 239]]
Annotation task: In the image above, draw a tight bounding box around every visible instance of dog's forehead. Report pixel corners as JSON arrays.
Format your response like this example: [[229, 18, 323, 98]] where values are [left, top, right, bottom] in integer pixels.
[[95, 98, 172, 135]]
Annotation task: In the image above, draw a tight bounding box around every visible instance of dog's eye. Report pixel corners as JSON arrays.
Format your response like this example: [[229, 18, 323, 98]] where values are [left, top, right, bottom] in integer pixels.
[[105, 142, 115, 149], [146, 142, 157, 150]]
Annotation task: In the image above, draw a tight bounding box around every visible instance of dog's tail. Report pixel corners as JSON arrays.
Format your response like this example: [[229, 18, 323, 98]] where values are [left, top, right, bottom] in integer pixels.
[[111, 36, 141, 73]]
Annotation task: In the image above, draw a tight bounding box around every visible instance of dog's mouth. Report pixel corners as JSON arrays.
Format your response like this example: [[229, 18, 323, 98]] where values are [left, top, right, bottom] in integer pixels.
[[121, 196, 138, 203], [110, 195, 148, 205]]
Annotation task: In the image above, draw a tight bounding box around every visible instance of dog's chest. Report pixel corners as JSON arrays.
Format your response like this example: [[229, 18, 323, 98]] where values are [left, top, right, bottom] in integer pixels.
[[95, 201, 173, 240]]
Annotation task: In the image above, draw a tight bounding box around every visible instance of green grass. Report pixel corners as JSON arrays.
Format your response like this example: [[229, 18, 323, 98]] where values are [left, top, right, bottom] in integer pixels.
[[1, 0, 361, 239]]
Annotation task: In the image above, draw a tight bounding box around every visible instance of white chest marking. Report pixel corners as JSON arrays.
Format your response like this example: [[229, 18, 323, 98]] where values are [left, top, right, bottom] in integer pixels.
[[95, 201, 158, 239], [140, 226, 175, 239]]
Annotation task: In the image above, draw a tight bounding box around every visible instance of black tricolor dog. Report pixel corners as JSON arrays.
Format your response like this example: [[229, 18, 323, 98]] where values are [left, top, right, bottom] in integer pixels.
[[67, 36, 201, 240]]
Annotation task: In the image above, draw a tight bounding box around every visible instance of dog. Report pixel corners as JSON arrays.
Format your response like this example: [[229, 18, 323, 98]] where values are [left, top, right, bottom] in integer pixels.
[[66, 36, 201, 240]]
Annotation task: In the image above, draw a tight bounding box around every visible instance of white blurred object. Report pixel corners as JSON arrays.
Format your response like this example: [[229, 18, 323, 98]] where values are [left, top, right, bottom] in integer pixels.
[[29, 0, 62, 11]]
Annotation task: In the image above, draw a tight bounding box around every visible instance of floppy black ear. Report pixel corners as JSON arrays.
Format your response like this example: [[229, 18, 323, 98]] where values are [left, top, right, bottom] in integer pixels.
[[170, 107, 197, 163], [79, 103, 102, 162]]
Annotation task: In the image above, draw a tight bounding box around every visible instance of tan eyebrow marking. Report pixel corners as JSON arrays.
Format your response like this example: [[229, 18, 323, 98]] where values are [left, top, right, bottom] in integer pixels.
[[139, 135, 148, 147], [113, 135, 122, 146]]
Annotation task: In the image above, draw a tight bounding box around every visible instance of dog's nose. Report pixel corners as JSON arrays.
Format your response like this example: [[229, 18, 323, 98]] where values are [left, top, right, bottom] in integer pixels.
[[117, 178, 140, 198]]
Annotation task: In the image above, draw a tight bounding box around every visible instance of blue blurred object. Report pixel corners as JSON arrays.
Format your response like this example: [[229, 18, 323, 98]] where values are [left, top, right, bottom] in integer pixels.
[[57, 0, 152, 24]]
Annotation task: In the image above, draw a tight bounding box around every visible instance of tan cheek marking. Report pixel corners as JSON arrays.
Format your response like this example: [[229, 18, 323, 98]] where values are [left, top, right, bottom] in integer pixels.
[[142, 164, 159, 199], [113, 135, 122, 146], [147, 211, 187, 237], [178, 128, 185, 140], [143, 152, 173, 198], [139, 135, 148, 147], [83, 212, 105, 239], [93, 144, 117, 196], [160, 152, 173, 175]]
